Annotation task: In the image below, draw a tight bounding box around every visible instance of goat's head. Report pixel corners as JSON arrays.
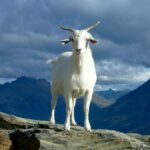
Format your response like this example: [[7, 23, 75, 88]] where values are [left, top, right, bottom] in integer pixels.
[[60, 21, 100, 56]]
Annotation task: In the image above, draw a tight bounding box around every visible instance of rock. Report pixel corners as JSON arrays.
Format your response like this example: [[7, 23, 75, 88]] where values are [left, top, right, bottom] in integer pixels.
[[0, 130, 11, 150], [9, 129, 40, 150], [0, 112, 150, 150]]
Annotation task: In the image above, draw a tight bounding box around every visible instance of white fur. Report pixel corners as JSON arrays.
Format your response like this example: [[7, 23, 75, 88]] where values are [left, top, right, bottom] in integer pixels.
[[49, 25, 99, 131]]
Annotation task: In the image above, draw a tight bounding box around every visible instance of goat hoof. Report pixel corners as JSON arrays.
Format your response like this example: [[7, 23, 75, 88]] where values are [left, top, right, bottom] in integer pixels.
[[64, 124, 71, 131], [84, 122, 91, 132], [85, 127, 91, 132], [71, 121, 77, 126], [49, 120, 55, 125], [71, 123, 77, 126]]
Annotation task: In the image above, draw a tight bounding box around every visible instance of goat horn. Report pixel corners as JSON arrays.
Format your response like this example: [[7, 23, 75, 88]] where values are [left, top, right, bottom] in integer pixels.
[[85, 21, 100, 31], [59, 25, 74, 32]]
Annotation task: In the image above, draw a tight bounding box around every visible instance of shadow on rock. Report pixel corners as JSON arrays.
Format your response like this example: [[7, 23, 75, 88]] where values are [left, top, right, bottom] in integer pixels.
[[9, 130, 40, 150]]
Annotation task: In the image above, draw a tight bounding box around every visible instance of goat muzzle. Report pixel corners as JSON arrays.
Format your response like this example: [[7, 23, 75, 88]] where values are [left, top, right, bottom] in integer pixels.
[[76, 49, 81, 55]]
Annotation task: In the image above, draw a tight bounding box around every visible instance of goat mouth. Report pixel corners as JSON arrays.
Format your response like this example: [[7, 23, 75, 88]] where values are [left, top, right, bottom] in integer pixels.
[[76, 51, 81, 55]]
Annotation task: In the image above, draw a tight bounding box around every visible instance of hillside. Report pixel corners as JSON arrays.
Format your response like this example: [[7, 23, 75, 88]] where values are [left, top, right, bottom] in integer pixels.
[[94, 79, 150, 134]]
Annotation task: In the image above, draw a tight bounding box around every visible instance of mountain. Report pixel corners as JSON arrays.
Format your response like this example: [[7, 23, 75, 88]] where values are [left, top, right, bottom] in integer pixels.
[[96, 88, 130, 103], [1, 76, 149, 134], [0, 76, 103, 126], [93, 79, 150, 134], [0, 76, 51, 120]]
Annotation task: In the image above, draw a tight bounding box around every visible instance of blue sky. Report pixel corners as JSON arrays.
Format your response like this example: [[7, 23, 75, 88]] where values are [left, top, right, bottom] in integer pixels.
[[0, 0, 150, 90]]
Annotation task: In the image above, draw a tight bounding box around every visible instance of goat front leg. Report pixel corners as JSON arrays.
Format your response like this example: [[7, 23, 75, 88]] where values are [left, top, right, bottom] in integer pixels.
[[65, 94, 72, 131], [71, 98, 77, 126], [84, 91, 93, 132], [50, 91, 57, 125]]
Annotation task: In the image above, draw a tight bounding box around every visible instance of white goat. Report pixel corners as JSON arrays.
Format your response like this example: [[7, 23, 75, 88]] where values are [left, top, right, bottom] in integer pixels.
[[49, 21, 100, 131]]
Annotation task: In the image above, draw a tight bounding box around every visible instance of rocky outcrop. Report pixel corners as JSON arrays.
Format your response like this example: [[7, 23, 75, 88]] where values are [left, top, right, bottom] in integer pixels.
[[0, 112, 150, 150], [0, 130, 11, 150]]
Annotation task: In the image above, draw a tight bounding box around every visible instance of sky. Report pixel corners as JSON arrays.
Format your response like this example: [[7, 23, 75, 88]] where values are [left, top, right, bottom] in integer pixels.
[[0, 0, 150, 90]]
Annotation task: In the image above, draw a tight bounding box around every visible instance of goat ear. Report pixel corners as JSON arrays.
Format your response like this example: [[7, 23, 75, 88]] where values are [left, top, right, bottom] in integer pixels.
[[60, 38, 71, 45], [89, 39, 97, 44], [88, 35, 98, 44], [89, 37, 98, 44]]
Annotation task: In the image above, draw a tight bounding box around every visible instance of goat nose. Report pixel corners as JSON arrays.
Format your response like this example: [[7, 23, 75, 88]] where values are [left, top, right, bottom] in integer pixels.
[[76, 48, 81, 52]]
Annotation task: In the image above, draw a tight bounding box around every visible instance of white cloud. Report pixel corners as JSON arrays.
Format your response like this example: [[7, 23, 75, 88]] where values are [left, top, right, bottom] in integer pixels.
[[0, 0, 150, 90], [95, 60, 150, 89], [0, 32, 61, 50]]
